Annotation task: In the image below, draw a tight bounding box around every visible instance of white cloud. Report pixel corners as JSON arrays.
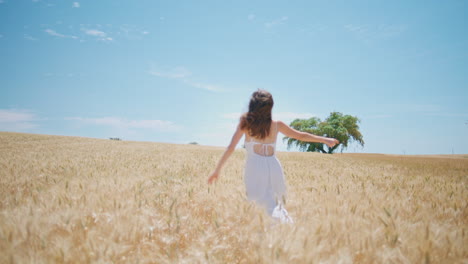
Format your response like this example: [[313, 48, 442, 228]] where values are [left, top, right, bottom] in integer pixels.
[[42, 23, 148, 43], [44, 29, 78, 39], [84, 29, 105, 37], [72, 2, 80, 8], [149, 65, 225, 92], [344, 24, 367, 33], [0, 110, 35, 122], [0, 109, 39, 131], [82, 28, 112, 41], [344, 23, 407, 42], [265, 16, 288, 28], [67, 117, 180, 132], [45, 29, 65, 37], [149, 66, 191, 79], [185, 81, 224, 92], [118, 25, 151, 40], [24, 34, 38, 41]]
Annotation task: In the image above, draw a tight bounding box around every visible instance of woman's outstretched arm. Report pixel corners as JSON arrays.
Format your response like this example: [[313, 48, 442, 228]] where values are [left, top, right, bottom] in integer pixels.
[[208, 124, 244, 184], [277, 120, 339, 148]]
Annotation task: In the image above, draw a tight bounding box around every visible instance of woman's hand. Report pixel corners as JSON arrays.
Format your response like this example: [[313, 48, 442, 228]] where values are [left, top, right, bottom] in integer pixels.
[[208, 171, 219, 184], [325, 138, 339, 148]]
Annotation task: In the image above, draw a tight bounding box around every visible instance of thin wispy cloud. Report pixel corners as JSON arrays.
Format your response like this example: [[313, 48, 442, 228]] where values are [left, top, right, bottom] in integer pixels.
[[344, 24, 368, 34], [45, 29, 64, 37], [187, 81, 223, 92], [72, 2, 79, 8], [44, 29, 78, 39], [0, 109, 39, 131], [149, 66, 191, 79], [298, 23, 329, 35], [149, 65, 225, 92], [66, 117, 181, 132], [248, 14, 255, 21], [24, 34, 38, 41], [344, 23, 407, 42], [265, 16, 288, 28], [82, 29, 112, 41], [40, 23, 149, 43], [84, 29, 105, 37], [118, 24, 151, 40], [0, 109, 36, 122]]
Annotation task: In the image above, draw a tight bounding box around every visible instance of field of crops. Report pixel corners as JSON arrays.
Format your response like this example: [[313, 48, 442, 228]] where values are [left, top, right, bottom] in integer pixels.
[[0, 132, 467, 263]]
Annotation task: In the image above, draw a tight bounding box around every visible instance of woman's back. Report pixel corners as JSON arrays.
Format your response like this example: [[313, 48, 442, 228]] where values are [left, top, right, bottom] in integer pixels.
[[244, 121, 278, 157]]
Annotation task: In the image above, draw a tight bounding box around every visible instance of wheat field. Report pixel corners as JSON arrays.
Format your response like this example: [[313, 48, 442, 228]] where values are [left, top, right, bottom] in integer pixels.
[[0, 132, 467, 263]]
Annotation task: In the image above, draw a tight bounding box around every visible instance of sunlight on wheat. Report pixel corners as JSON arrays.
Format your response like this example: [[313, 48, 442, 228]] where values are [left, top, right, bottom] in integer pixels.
[[0, 132, 467, 263]]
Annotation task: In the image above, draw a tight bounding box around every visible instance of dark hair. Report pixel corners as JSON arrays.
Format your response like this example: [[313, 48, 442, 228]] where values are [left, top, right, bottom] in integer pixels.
[[240, 89, 274, 139]]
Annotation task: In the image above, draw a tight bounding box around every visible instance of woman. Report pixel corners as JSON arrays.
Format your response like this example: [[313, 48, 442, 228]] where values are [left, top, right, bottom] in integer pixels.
[[208, 89, 339, 221]]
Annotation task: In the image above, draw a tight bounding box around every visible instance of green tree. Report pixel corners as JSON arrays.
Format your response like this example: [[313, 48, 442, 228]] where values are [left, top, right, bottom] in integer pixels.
[[284, 112, 364, 154]]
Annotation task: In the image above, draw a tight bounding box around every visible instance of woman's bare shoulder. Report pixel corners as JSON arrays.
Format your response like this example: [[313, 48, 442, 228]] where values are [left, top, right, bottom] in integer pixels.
[[274, 120, 288, 127]]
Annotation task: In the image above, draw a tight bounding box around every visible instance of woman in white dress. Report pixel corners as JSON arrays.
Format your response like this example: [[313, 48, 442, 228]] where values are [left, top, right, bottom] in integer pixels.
[[208, 90, 339, 221]]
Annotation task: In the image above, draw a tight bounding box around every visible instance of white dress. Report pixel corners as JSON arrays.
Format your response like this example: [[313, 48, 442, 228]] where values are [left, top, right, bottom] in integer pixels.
[[244, 121, 293, 223]]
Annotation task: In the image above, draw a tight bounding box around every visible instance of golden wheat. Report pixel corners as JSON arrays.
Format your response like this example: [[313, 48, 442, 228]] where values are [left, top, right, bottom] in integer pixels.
[[0, 132, 467, 263]]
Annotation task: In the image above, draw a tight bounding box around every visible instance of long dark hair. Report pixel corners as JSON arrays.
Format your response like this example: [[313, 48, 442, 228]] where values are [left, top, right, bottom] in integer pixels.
[[240, 89, 274, 139]]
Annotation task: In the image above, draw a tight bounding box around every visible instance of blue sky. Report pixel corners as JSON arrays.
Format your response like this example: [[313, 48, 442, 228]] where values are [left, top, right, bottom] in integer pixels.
[[1, 0, 467, 154]]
